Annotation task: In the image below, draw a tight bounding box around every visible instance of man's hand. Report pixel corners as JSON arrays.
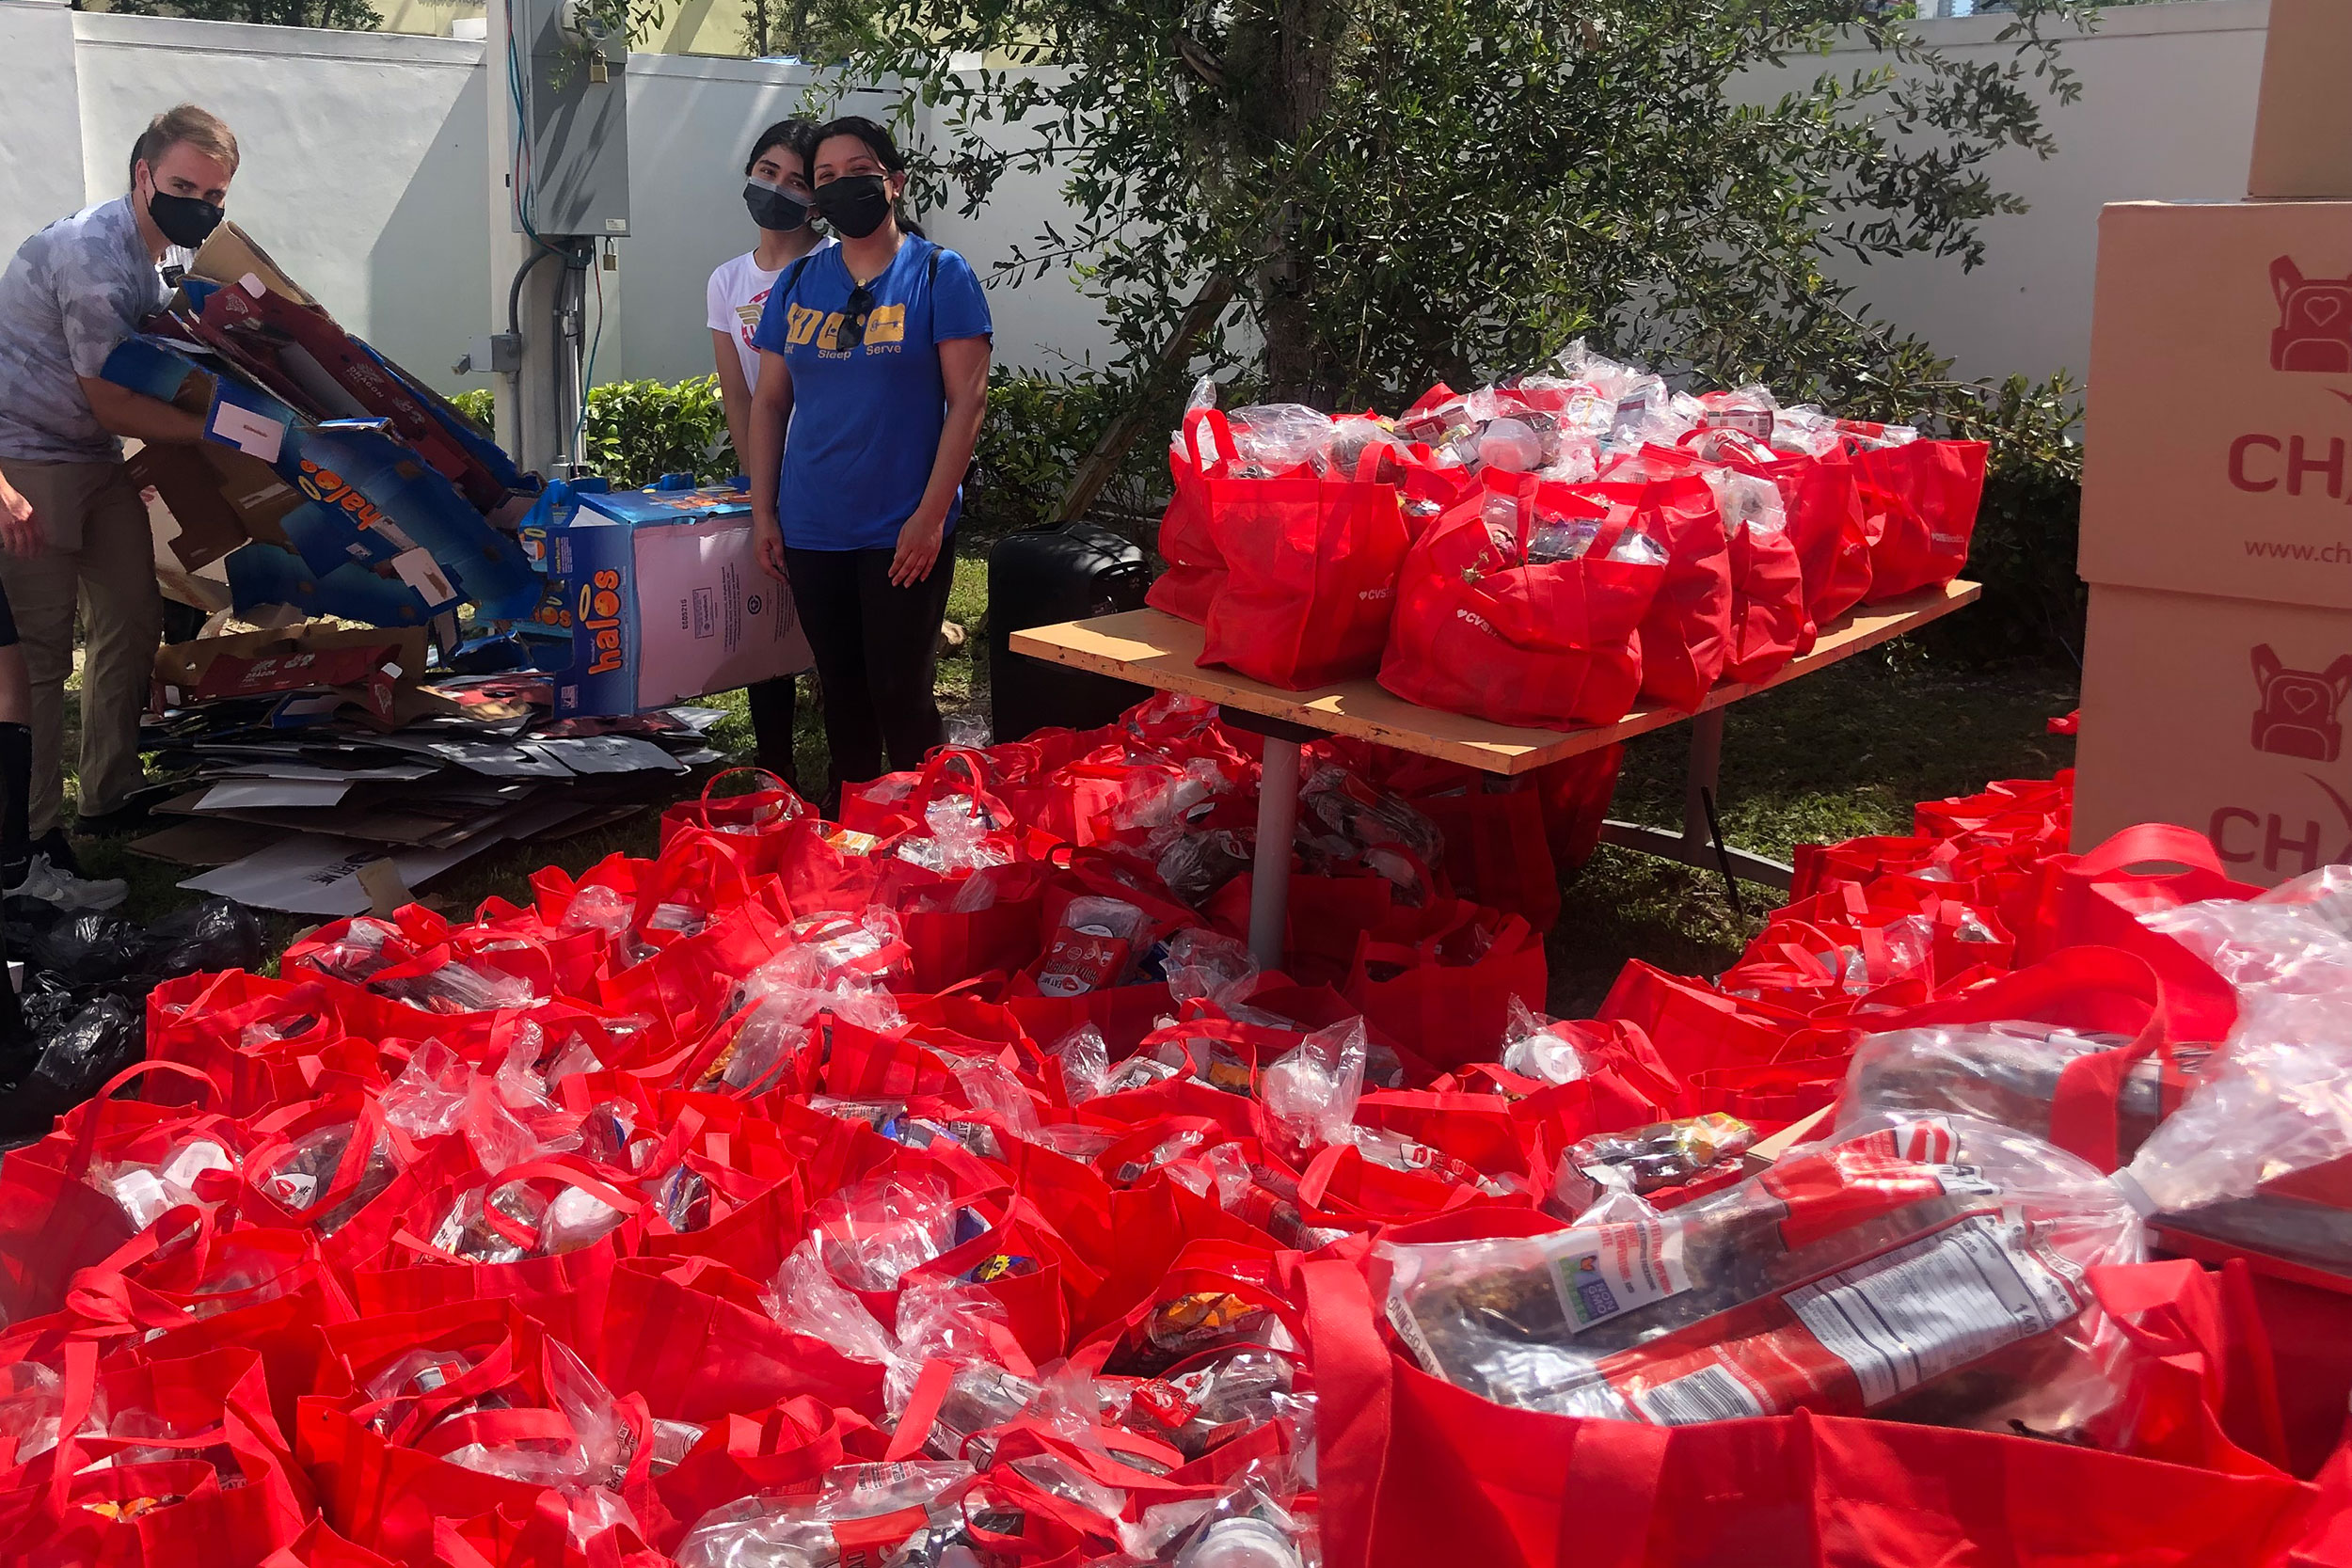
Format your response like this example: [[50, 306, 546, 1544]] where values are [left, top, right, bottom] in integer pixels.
[[755, 515, 788, 584], [0, 478, 40, 558], [890, 511, 946, 589]]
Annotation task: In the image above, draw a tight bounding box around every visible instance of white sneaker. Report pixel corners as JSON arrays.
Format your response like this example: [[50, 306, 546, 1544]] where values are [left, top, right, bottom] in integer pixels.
[[6, 853, 128, 912]]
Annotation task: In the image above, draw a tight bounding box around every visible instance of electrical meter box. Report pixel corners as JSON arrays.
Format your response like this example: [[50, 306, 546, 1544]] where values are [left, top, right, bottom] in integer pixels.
[[513, 0, 630, 237]]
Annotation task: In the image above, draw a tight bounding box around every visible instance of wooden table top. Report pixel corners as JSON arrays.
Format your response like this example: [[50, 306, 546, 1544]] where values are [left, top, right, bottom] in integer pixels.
[[1010, 580, 1980, 774]]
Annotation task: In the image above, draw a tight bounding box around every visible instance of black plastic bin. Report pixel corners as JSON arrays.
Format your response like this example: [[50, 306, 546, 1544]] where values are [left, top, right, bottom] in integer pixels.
[[987, 520, 1152, 743]]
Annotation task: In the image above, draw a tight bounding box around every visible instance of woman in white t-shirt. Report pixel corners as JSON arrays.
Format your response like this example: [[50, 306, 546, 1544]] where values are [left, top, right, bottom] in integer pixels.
[[708, 119, 830, 786]]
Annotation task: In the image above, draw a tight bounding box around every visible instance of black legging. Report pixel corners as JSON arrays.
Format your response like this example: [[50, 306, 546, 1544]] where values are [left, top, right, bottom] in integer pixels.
[[783, 543, 956, 804]]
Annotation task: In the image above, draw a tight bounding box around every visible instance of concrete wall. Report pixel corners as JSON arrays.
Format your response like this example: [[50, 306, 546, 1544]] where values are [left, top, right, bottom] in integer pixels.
[[0, 1, 92, 265], [1740, 0, 2271, 386]]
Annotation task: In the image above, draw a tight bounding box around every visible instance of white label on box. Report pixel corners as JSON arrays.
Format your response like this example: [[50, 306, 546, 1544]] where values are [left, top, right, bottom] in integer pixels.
[[389, 548, 457, 607], [630, 520, 812, 707], [209, 402, 286, 463]]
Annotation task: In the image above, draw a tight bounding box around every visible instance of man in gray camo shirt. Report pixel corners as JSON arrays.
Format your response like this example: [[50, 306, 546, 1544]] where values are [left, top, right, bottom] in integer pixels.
[[0, 104, 238, 911]]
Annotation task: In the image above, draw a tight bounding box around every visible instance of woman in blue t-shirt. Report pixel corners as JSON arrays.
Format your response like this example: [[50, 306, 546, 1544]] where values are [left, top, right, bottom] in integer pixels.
[[743, 116, 993, 812]]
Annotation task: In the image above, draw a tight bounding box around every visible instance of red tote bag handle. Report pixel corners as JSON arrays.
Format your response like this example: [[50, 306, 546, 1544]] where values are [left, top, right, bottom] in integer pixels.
[[1183, 406, 1241, 471], [1862, 945, 2174, 1172], [2071, 822, 2231, 884], [1300, 1258, 1393, 1568]]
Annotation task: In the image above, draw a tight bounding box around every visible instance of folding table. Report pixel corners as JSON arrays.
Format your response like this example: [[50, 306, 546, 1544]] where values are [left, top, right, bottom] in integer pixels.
[[1011, 581, 1980, 967]]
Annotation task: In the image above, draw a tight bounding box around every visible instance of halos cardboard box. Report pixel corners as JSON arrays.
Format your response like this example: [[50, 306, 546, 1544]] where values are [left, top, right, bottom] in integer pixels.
[[2073, 1, 2352, 883], [526, 478, 815, 718]]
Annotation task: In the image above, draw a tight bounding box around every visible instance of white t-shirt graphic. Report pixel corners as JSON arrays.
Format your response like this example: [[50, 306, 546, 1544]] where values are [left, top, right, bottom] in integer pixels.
[[707, 239, 834, 392]]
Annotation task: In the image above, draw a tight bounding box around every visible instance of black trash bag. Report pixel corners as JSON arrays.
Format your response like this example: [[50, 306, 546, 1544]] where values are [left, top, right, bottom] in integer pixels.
[[143, 898, 263, 980], [29, 912, 150, 990], [0, 993, 141, 1143]]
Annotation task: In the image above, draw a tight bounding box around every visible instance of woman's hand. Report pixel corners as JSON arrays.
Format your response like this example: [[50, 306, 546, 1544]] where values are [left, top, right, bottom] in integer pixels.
[[889, 510, 946, 588], [755, 515, 788, 583], [0, 478, 39, 559]]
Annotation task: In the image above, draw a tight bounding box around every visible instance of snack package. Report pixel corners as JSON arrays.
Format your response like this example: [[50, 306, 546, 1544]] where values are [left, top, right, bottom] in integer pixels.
[[1551, 1113, 1755, 1216], [1032, 895, 1151, 998], [2121, 989, 2352, 1273], [1382, 1114, 2142, 1435]]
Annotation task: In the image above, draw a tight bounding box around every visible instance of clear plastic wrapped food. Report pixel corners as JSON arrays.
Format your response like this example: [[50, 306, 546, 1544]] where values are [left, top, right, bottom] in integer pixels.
[[1551, 1114, 1755, 1215], [2142, 868, 2352, 1000], [257, 1120, 398, 1233], [1837, 1020, 2192, 1162], [2120, 990, 2352, 1272], [811, 1174, 960, 1291], [1382, 1114, 2142, 1434], [1032, 896, 1150, 998], [675, 1460, 976, 1568]]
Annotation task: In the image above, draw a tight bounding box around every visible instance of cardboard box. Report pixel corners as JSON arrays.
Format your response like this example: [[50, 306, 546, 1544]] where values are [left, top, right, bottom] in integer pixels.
[[2076, 583, 2352, 880], [153, 622, 428, 729], [183, 226, 527, 513], [103, 337, 539, 623], [528, 479, 814, 717], [2072, 0, 2352, 879], [2248, 0, 2352, 201]]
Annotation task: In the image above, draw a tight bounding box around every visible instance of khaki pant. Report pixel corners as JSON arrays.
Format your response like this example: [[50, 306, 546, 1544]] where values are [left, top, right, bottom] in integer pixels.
[[0, 457, 160, 833]]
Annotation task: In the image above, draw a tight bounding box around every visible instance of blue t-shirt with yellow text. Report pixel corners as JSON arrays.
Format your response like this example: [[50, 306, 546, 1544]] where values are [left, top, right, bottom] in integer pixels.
[[751, 237, 993, 551]]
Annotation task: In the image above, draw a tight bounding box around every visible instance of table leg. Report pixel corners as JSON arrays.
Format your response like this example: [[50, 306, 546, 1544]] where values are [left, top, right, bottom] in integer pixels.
[[1598, 708, 1794, 891], [1248, 736, 1302, 971]]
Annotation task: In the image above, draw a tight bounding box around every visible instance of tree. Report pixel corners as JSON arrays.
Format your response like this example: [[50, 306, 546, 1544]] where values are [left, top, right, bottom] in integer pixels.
[[94, 0, 382, 30], [838, 0, 2092, 417]]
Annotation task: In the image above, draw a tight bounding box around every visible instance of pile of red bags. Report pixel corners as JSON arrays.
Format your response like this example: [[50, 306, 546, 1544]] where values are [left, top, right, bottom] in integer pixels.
[[1152, 349, 1988, 731], [5, 697, 2352, 1568]]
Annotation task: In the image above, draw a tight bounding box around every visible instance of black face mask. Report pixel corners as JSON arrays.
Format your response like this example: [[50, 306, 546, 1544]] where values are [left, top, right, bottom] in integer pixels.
[[814, 175, 893, 241], [742, 178, 810, 233], [146, 187, 224, 250]]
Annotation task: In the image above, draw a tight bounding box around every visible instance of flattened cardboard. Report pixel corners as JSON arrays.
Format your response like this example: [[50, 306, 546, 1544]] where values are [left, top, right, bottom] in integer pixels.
[[2079, 199, 2352, 614], [2248, 0, 2352, 200], [2074, 582, 2352, 886], [127, 817, 280, 868], [154, 622, 425, 729]]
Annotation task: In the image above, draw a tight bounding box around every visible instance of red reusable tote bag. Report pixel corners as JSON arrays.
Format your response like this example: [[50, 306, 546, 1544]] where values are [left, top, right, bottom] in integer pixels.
[[1302, 1258, 2320, 1568], [1149, 407, 1251, 624], [1854, 438, 1989, 602], [2039, 823, 2259, 1047], [1619, 468, 1732, 713], [1750, 450, 1873, 634], [1199, 445, 1408, 689], [1379, 483, 1662, 730]]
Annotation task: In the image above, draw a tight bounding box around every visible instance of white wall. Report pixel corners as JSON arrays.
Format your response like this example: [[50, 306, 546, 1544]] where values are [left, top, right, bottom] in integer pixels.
[[1740, 0, 2271, 386], [0, 1, 2282, 399], [69, 9, 494, 389], [0, 0, 91, 264], [919, 72, 1122, 379], [13, 23, 1108, 391]]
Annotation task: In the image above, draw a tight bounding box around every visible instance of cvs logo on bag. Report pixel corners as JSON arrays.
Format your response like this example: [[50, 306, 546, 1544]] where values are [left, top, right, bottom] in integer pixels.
[[1454, 607, 1495, 636]]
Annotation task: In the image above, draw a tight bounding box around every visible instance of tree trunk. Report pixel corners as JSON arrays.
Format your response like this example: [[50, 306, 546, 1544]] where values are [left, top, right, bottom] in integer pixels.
[[1234, 0, 1347, 404]]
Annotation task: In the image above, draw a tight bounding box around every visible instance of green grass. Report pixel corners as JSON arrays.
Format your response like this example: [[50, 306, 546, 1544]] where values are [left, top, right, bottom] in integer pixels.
[[80, 546, 2076, 1009], [1544, 651, 2077, 1015]]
